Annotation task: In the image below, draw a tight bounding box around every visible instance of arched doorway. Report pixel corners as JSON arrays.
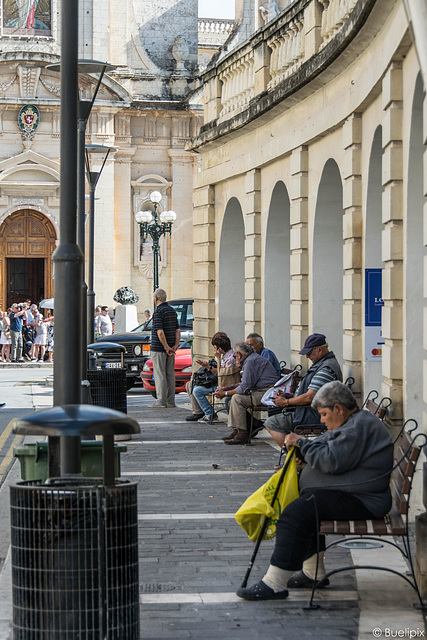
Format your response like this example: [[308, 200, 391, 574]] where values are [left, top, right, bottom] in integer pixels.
[[218, 198, 245, 343], [0, 210, 56, 309], [405, 74, 425, 424], [313, 159, 344, 363], [364, 126, 384, 396], [265, 181, 290, 358]]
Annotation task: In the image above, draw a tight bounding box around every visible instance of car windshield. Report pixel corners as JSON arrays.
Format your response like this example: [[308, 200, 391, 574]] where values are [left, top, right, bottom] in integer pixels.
[[130, 301, 193, 333]]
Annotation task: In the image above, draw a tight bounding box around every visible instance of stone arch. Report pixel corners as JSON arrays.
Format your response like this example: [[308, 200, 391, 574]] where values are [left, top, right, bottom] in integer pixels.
[[364, 125, 384, 395], [218, 197, 245, 343], [264, 181, 290, 358], [0, 209, 57, 309], [312, 159, 343, 363], [405, 73, 425, 424]]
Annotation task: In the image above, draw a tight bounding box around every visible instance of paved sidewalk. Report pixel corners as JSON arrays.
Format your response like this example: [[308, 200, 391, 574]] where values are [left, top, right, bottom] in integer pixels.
[[0, 385, 425, 639]]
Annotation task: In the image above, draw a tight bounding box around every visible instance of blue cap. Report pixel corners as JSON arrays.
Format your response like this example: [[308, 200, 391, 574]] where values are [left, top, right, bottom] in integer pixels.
[[299, 333, 327, 355]]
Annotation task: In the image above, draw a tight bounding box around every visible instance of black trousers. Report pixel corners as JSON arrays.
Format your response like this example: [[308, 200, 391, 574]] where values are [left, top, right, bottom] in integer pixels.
[[270, 489, 377, 571]]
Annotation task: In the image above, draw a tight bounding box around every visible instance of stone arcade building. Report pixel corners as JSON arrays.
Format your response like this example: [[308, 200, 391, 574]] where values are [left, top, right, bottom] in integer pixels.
[[191, 0, 426, 433], [0, 0, 201, 315]]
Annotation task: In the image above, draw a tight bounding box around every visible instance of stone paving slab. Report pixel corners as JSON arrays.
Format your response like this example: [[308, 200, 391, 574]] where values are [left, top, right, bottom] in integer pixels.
[[0, 388, 425, 639]]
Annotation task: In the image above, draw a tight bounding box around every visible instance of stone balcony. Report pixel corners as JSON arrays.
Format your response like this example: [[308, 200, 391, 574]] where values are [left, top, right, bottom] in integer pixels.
[[193, 0, 377, 146]]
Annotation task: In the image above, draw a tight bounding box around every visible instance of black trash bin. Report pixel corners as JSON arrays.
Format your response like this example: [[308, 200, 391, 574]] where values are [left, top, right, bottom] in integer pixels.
[[11, 479, 139, 640], [87, 342, 127, 413], [9, 405, 140, 640]]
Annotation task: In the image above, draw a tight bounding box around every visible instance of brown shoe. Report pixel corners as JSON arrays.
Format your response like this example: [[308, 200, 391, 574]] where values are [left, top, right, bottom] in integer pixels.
[[222, 429, 238, 441], [224, 431, 249, 445]]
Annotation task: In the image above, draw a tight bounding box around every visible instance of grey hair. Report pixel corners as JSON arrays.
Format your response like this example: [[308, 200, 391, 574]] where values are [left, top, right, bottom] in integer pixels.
[[154, 289, 167, 303], [234, 342, 254, 357], [312, 381, 357, 411], [144, 308, 152, 315], [246, 333, 263, 345]]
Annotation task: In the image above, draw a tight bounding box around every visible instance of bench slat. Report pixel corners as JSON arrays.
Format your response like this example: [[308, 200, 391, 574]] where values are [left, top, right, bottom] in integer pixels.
[[353, 520, 368, 534], [388, 507, 406, 535], [319, 521, 335, 534], [398, 433, 421, 462], [371, 519, 388, 535], [392, 464, 411, 495]]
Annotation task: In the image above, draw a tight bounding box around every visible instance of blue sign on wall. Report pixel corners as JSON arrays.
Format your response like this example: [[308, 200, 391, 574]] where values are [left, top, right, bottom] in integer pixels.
[[365, 269, 383, 327]]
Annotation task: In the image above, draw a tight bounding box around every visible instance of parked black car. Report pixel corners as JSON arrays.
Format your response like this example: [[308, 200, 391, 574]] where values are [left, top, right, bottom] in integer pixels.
[[95, 298, 194, 389]]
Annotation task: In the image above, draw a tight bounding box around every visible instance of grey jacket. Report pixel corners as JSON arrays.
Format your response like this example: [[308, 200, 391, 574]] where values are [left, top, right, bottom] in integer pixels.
[[298, 410, 393, 517]]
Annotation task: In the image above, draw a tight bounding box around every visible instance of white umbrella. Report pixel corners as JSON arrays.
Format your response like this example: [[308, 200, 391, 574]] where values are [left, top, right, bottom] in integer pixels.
[[39, 298, 54, 309]]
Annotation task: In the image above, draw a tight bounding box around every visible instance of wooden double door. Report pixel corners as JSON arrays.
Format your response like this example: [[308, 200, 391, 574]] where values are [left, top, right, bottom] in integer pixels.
[[0, 210, 56, 310]]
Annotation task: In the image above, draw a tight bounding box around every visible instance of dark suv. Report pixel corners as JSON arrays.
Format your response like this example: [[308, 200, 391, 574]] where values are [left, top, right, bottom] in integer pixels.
[[95, 298, 194, 389]]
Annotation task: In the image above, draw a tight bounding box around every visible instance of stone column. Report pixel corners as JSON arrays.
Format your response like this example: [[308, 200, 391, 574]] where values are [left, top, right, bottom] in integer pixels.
[[193, 184, 216, 360], [113, 147, 136, 295], [342, 114, 363, 392], [167, 149, 198, 298], [290, 146, 309, 365], [381, 61, 404, 420], [244, 169, 262, 336]]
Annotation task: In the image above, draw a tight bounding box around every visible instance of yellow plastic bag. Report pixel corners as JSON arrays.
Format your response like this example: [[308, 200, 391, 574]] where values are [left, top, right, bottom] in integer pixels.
[[234, 449, 299, 541]]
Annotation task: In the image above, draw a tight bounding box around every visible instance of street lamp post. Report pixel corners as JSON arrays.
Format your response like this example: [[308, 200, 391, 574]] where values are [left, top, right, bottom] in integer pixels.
[[135, 191, 177, 292], [86, 144, 116, 345], [46, 60, 116, 397]]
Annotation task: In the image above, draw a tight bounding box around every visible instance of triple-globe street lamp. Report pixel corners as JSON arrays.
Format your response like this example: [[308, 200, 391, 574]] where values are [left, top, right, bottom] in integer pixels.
[[135, 191, 177, 292]]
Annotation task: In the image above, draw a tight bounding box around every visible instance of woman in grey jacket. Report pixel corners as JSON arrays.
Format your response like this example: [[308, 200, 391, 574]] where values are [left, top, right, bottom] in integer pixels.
[[237, 380, 393, 601]]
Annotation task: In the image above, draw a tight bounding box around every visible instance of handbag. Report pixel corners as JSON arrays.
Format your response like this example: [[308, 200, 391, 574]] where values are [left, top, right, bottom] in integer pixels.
[[234, 448, 299, 541], [192, 359, 218, 389]]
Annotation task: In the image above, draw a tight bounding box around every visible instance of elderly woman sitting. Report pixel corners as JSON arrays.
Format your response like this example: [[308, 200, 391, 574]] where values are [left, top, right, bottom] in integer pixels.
[[237, 380, 393, 600]]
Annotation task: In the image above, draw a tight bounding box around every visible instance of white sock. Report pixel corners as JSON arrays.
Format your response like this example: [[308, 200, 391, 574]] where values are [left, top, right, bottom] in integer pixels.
[[302, 552, 326, 580], [262, 565, 293, 592]]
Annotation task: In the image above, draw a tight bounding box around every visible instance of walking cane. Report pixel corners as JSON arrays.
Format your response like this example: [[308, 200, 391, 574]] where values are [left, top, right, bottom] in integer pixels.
[[240, 447, 296, 588]]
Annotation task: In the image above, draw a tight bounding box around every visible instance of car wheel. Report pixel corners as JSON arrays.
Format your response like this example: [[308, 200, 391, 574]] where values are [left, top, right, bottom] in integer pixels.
[[150, 391, 157, 398], [126, 378, 135, 391]]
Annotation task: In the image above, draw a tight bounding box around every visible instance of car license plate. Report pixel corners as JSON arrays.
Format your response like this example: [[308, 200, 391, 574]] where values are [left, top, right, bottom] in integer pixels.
[[105, 362, 121, 369]]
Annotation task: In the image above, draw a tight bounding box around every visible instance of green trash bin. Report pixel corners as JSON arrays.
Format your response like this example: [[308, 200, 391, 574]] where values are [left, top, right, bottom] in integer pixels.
[[13, 441, 127, 483]]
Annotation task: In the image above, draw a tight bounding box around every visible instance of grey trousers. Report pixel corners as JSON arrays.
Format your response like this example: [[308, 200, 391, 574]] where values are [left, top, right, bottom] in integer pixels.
[[151, 351, 176, 406], [228, 388, 270, 433], [10, 330, 22, 361]]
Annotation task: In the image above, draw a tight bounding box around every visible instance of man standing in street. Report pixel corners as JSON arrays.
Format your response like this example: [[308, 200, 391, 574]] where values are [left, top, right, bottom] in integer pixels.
[[96, 306, 113, 336], [150, 289, 180, 408], [9, 303, 27, 362]]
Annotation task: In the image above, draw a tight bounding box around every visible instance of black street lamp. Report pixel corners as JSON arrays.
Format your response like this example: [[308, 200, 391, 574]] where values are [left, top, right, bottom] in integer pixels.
[[85, 144, 116, 345], [135, 191, 176, 292], [46, 59, 116, 397]]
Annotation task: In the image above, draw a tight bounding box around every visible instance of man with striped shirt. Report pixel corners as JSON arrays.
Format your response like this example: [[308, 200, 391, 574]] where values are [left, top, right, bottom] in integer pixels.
[[265, 333, 342, 447], [150, 289, 180, 408]]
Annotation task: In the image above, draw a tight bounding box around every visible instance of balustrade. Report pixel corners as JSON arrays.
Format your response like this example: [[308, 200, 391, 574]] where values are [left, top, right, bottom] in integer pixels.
[[203, 0, 368, 126]]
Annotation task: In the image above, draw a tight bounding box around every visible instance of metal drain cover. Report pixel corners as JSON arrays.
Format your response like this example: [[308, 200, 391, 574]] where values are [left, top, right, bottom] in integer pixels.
[[140, 583, 180, 593]]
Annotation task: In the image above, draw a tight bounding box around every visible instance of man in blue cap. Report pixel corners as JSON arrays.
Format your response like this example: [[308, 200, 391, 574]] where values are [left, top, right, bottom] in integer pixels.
[[264, 333, 342, 447]]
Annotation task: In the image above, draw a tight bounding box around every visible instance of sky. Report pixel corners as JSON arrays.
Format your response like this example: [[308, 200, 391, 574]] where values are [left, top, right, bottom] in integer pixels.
[[198, 0, 235, 19]]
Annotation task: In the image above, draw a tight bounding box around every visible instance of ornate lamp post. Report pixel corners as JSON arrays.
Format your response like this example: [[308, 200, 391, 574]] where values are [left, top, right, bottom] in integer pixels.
[[135, 191, 176, 292]]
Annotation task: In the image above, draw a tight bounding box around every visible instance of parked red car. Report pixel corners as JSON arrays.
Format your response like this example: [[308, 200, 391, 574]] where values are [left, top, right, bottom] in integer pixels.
[[140, 344, 193, 397]]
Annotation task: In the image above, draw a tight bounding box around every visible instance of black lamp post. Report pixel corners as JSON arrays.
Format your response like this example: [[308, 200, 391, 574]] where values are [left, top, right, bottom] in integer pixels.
[[85, 144, 116, 345], [46, 59, 116, 397], [135, 191, 176, 292]]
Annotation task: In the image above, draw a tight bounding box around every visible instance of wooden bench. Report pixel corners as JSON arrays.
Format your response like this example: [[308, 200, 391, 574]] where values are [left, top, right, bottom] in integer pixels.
[[361, 389, 392, 421], [306, 422, 427, 609]]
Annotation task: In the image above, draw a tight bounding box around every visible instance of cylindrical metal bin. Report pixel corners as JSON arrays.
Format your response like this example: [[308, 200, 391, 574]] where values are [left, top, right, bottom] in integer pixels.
[[10, 479, 139, 640], [87, 368, 127, 414]]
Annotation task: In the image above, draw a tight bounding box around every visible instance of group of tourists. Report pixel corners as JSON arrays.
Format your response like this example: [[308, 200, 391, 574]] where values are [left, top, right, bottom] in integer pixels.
[[147, 291, 394, 603], [0, 301, 54, 363]]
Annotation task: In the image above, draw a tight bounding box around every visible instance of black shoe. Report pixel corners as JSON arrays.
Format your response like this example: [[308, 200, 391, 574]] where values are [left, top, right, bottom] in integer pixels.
[[185, 413, 204, 422], [0, 403, 5, 408], [236, 580, 288, 601], [287, 570, 329, 589]]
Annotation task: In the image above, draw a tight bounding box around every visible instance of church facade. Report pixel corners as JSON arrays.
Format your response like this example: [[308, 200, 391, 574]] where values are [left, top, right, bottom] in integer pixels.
[[0, 0, 201, 316]]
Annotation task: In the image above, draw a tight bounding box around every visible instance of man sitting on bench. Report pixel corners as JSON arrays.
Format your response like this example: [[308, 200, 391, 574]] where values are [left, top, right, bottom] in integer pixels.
[[265, 333, 342, 447]]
